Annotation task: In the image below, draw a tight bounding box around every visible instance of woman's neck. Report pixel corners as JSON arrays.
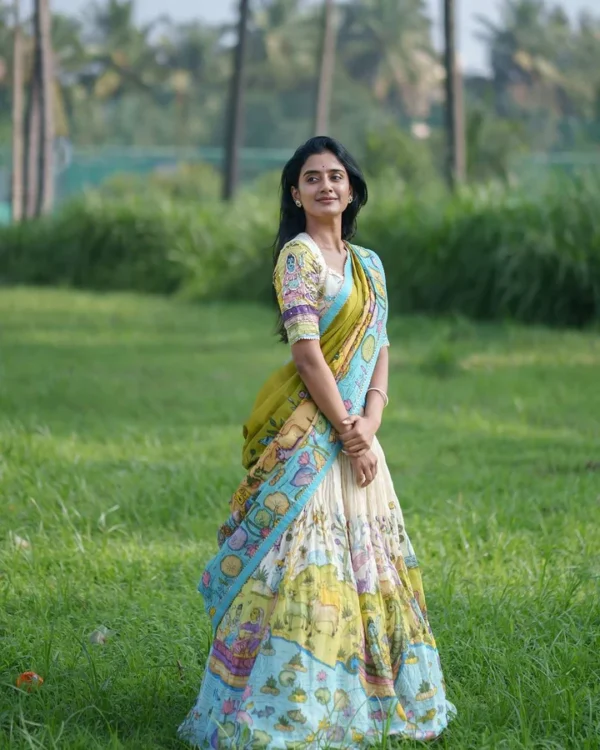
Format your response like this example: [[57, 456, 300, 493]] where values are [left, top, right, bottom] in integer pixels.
[[304, 217, 345, 254]]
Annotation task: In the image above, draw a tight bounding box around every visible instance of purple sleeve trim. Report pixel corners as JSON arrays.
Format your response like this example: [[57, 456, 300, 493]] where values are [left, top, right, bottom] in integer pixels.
[[282, 304, 318, 322]]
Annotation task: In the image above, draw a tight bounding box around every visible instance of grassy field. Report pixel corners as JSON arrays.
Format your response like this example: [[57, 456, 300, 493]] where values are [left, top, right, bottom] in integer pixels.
[[1, 288, 599, 750]]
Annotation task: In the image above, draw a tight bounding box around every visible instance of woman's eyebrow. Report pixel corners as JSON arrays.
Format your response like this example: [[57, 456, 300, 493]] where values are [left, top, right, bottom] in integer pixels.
[[302, 168, 344, 176]]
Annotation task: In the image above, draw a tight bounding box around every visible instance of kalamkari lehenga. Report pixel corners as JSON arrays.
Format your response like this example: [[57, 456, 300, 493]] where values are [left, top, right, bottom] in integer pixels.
[[179, 234, 456, 748]]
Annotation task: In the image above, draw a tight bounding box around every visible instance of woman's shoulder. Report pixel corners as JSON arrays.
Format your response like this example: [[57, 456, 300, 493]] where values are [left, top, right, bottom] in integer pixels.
[[275, 234, 327, 277], [281, 233, 324, 261]]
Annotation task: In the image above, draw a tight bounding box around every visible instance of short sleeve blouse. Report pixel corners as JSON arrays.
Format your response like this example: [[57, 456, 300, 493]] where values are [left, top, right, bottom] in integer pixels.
[[274, 234, 390, 348], [274, 239, 326, 346]]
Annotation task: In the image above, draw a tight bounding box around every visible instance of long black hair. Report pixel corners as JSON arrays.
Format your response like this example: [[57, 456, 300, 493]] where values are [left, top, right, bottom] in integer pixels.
[[273, 136, 368, 340]]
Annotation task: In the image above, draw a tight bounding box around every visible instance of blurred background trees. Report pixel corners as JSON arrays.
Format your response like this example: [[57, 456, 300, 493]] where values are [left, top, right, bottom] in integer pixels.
[[1, 0, 599, 327], [1, 0, 598, 203]]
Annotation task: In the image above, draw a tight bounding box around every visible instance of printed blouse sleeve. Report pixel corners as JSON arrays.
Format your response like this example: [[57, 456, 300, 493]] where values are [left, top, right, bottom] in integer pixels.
[[274, 241, 323, 346]]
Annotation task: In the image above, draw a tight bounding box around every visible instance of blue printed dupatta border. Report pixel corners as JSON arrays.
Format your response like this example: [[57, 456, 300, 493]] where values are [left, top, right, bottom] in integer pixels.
[[199, 245, 389, 633]]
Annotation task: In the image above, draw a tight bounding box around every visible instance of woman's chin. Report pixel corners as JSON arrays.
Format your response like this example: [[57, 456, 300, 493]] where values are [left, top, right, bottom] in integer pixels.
[[308, 203, 343, 219]]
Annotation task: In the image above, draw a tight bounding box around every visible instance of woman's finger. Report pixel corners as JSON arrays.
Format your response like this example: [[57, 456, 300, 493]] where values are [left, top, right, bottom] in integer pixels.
[[347, 447, 368, 458], [341, 427, 363, 443], [349, 445, 369, 454], [352, 462, 366, 484], [341, 416, 360, 431], [349, 445, 370, 457], [345, 433, 370, 446], [344, 439, 368, 452]]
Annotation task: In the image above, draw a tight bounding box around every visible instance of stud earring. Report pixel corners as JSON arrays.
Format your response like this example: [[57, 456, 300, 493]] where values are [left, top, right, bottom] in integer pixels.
[[348, 196, 353, 204], [295, 200, 302, 208]]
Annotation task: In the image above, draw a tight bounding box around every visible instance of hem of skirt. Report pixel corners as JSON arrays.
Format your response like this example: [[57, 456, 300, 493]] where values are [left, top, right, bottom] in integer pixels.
[[177, 730, 450, 750], [177, 711, 456, 749]]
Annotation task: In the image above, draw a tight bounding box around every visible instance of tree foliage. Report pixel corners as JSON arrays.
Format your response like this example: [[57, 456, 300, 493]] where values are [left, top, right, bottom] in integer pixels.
[[0, 0, 599, 181]]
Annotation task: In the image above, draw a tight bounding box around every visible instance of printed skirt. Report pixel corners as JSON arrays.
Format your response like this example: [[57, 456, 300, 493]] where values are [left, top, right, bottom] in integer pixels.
[[179, 437, 456, 748]]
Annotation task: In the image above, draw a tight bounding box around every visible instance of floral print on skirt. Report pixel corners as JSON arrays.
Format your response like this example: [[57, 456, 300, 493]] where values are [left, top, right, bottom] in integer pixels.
[[179, 437, 456, 748]]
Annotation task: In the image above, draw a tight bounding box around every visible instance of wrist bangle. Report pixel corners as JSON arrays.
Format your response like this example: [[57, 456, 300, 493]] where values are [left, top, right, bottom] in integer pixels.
[[366, 387, 389, 408]]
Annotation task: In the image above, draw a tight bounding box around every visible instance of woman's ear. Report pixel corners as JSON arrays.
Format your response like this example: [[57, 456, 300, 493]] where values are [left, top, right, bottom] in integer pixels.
[[291, 186, 300, 205]]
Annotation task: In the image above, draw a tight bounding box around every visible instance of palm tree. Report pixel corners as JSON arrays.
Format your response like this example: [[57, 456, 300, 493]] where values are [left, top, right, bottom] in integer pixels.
[[157, 20, 228, 144], [11, 0, 24, 221], [314, 0, 337, 135], [477, 0, 565, 117], [339, 0, 441, 120], [223, 0, 251, 201], [49, 13, 87, 141], [25, 14, 41, 218], [569, 12, 600, 119], [443, 0, 465, 187], [248, 0, 314, 90], [37, 0, 55, 214], [88, 0, 168, 100], [24, 0, 56, 217]]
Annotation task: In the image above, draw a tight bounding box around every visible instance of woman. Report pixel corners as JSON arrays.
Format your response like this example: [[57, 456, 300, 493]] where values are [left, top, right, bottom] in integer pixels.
[[179, 137, 456, 748]]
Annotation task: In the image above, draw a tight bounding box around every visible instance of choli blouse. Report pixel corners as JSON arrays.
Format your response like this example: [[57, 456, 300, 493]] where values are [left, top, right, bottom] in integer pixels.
[[274, 233, 390, 348]]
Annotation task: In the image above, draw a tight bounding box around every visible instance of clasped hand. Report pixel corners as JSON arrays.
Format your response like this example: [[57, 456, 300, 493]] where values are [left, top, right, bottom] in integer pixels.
[[341, 415, 377, 457], [341, 415, 379, 488]]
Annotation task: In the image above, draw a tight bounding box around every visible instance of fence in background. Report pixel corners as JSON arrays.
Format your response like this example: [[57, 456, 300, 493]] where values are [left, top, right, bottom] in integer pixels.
[[2, 146, 600, 223]]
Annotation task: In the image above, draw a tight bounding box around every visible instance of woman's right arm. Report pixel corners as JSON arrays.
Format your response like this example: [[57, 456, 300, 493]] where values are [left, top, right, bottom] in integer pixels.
[[291, 339, 352, 435], [275, 242, 354, 437], [292, 340, 377, 488]]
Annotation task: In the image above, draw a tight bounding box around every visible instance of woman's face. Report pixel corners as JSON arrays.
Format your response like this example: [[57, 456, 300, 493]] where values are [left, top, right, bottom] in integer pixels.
[[291, 151, 352, 221]]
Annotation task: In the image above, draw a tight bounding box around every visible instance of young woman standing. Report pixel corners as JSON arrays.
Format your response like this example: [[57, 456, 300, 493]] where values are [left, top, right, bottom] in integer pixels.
[[179, 137, 456, 748]]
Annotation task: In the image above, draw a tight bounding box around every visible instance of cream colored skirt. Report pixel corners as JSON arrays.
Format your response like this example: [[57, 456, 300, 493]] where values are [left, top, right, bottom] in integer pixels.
[[179, 437, 455, 748]]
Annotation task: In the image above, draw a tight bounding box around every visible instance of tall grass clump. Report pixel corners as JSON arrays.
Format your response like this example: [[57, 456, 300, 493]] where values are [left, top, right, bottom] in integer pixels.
[[0, 193, 187, 293], [0, 172, 599, 327], [360, 175, 600, 326]]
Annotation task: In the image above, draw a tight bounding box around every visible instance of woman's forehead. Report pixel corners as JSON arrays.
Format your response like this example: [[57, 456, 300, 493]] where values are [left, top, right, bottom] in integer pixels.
[[301, 152, 345, 173]]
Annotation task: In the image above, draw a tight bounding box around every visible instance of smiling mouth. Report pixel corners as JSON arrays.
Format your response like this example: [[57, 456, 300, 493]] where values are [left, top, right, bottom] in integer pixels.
[[317, 197, 337, 203]]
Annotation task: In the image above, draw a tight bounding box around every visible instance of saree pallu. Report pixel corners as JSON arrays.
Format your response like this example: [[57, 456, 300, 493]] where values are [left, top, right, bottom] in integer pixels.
[[179, 244, 456, 748]]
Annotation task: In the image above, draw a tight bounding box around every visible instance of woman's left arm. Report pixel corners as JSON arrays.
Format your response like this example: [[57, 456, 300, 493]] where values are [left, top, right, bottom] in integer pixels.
[[342, 345, 389, 457], [365, 344, 389, 428]]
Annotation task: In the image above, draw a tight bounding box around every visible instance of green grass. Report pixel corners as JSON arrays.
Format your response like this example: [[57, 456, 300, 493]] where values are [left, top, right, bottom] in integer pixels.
[[1, 288, 599, 750]]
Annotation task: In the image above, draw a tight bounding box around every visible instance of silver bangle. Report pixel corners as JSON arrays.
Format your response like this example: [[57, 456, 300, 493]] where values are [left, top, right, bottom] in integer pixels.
[[366, 387, 389, 408]]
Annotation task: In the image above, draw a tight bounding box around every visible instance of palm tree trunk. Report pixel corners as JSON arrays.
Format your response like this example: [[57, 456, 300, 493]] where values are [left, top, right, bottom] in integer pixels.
[[443, 0, 465, 188], [37, 0, 55, 214], [11, 0, 24, 222], [25, 56, 41, 219], [223, 0, 250, 201], [314, 0, 337, 136]]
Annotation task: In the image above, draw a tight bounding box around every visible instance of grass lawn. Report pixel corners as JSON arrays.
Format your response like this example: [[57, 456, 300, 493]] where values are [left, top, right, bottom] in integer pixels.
[[1, 288, 599, 750]]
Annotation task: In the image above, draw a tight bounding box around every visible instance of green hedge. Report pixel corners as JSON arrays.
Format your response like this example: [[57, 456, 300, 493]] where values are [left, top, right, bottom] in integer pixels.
[[360, 179, 600, 326], [1, 177, 599, 327]]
